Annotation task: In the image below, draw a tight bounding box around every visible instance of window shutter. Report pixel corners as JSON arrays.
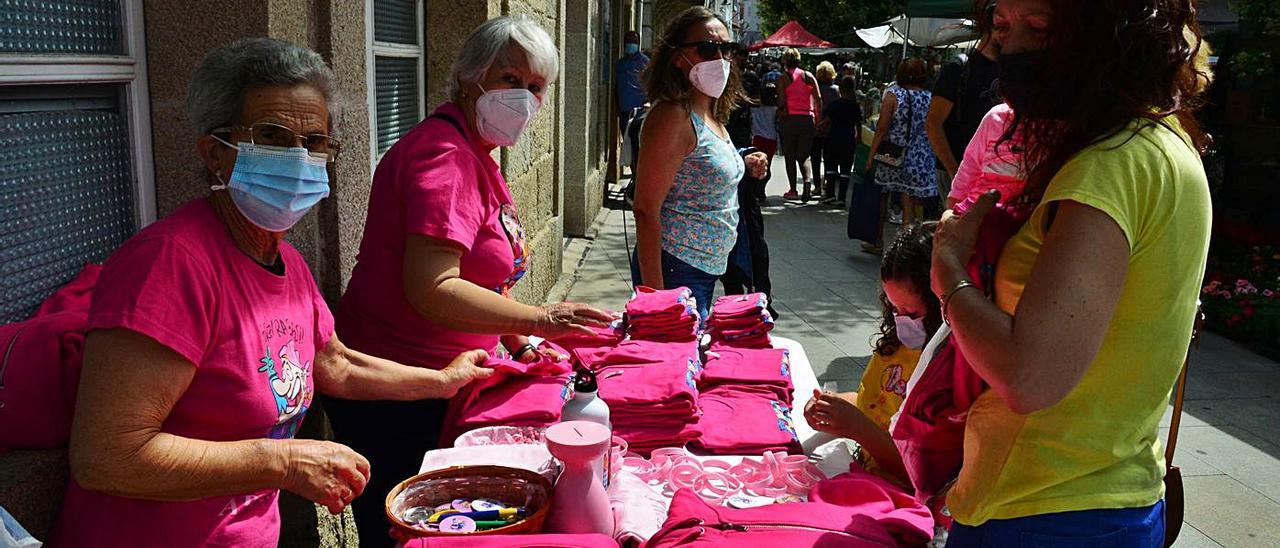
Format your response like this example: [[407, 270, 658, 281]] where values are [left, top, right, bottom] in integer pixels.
[[0, 0, 124, 54], [374, 55, 420, 154], [373, 0, 417, 45], [0, 107, 134, 323]]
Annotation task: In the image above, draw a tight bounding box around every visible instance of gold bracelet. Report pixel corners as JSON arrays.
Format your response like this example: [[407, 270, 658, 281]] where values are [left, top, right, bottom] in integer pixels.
[[941, 280, 979, 324]]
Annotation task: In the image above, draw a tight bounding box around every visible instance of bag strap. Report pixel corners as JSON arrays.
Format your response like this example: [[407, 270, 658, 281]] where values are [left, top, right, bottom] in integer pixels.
[[428, 113, 467, 137], [1165, 305, 1205, 466]]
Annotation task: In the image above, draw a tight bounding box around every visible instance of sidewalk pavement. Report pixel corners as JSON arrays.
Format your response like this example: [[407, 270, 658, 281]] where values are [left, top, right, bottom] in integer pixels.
[[559, 158, 1280, 547]]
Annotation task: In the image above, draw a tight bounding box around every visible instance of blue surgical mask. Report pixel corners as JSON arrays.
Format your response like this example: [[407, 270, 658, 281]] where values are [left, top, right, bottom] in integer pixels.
[[894, 313, 929, 349], [210, 139, 330, 232], [625, 43, 639, 55]]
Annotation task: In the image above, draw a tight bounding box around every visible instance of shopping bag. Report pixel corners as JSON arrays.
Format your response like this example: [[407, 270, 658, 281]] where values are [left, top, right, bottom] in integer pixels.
[[847, 173, 882, 243]]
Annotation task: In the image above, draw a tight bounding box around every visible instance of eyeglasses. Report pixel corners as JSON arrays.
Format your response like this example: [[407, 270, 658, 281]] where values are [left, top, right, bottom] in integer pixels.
[[212, 122, 341, 161], [679, 40, 741, 60]]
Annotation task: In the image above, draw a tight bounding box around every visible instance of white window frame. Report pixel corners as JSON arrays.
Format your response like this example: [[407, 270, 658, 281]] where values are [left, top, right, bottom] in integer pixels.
[[0, 0, 157, 228], [365, 0, 426, 168]]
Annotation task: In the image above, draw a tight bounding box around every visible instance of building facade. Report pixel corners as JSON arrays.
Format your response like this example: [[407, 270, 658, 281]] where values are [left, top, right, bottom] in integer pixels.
[[0, 0, 624, 323], [0, 1, 634, 543]]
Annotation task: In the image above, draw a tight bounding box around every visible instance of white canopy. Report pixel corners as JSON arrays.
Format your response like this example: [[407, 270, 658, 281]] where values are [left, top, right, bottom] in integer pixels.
[[856, 15, 975, 49]]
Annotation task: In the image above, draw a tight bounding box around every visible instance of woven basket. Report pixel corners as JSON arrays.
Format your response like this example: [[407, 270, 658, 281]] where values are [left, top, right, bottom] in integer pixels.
[[385, 465, 553, 539]]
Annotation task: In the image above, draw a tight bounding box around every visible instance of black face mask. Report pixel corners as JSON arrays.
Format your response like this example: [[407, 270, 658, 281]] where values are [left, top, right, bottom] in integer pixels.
[[997, 49, 1040, 113]]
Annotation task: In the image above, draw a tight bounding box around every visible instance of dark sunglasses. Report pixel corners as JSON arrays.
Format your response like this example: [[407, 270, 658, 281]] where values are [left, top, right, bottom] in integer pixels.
[[679, 40, 740, 60]]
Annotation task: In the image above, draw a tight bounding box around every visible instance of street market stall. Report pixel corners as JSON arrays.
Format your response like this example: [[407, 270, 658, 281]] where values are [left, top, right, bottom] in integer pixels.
[[389, 290, 938, 546], [747, 20, 837, 51]]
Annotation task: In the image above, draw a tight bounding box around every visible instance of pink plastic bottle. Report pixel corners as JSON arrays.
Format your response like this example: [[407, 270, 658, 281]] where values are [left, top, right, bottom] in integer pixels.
[[544, 421, 615, 535]]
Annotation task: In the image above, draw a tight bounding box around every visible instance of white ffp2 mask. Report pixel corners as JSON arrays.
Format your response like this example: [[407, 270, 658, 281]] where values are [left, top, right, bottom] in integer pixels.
[[894, 313, 929, 349], [474, 85, 541, 147], [687, 58, 731, 98]]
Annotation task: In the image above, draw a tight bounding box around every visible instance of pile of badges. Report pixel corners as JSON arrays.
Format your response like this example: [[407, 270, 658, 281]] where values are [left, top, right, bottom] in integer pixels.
[[399, 497, 528, 533]]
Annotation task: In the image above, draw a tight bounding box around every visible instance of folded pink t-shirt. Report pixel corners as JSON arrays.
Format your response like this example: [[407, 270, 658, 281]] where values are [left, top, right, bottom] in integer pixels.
[[711, 293, 769, 318], [627, 286, 697, 317], [337, 102, 528, 369], [578, 340, 700, 370], [701, 347, 793, 392], [51, 199, 333, 548], [691, 384, 802, 455], [442, 353, 574, 445]]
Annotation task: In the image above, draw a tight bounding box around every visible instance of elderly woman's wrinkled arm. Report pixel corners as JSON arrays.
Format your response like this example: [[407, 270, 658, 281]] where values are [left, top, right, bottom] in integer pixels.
[[313, 334, 493, 400], [932, 195, 1130, 414], [403, 235, 616, 341], [69, 328, 369, 514]]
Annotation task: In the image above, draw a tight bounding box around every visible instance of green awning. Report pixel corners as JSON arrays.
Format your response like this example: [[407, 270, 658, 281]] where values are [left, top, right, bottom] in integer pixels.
[[906, 0, 973, 18]]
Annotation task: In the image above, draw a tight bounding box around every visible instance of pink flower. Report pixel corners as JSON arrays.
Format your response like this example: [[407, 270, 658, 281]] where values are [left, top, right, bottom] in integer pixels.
[[1265, 289, 1275, 298], [1244, 306, 1256, 318], [1218, 290, 1233, 298]]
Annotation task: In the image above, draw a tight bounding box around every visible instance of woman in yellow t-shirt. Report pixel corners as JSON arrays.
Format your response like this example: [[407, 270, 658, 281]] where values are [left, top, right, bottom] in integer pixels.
[[804, 223, 942, 488], [930, 1, 1213, 546]]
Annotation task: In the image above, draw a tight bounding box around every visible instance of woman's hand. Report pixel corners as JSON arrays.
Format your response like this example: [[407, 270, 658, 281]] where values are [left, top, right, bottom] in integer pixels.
[[804, 390, 880, 440], [931, 190, 998, 298], [744, 151, 769, 179], [436, 349, 494, 398], [863, 156, 875, 174], [281, 440, 371, 515], [532, 302, 619, 340], [808, 392, 879, 440]]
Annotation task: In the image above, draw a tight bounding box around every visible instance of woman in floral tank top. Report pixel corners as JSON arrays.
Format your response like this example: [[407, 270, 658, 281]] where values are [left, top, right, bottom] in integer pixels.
[[631, 6, 768, 320]]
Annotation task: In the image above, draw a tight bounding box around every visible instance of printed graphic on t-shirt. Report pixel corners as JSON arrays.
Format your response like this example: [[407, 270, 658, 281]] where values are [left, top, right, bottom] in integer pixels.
[[780, 350, 791, 378], [496, 203, 528, 296], [880, 363, 909, 398], [684, 357, 703, 389], [256, 318, 314, 439], [770, 400, 800, 442]]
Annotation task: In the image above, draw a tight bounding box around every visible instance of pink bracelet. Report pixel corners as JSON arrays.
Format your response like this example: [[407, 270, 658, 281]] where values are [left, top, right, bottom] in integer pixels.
[[699, 459, 733, 474], [651, 447, 686, 460], [779, 454, 808, 470], [694, 472, 743, 503], [669, 461, 703, 491], [622, 457, 656, 481]]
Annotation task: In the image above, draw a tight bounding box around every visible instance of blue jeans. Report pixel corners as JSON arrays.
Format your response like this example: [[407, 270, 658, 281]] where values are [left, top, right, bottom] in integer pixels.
[[946, 500, 1165, 548], [630, 249, 718, 321]]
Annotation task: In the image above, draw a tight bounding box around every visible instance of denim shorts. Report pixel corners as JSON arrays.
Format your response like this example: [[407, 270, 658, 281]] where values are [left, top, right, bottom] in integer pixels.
[[630, 249, 718, 321], [946, 499, 1165, 548]]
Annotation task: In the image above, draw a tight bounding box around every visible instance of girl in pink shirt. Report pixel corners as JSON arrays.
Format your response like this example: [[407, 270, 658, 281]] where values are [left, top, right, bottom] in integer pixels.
[[946, 103, 1027, 209]]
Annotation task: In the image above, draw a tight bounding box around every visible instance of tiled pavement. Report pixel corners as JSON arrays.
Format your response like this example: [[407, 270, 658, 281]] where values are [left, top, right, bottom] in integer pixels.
[[559, 159, 1280, 547]]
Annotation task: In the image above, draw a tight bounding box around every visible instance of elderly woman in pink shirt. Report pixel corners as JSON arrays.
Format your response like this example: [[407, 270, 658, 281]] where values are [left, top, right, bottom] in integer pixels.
[[54, 39, 492, 548], [329, 16, 614, 546]]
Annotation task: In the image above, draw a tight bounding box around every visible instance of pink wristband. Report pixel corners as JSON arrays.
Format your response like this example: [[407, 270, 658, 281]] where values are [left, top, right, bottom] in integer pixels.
[[779, 454, 808, 470], [622, 457, 656, 481], [694, 472, 742, 502], [699, 459, 733, 474], [651, 447, 686, 460], [763, 485, 787, 497], [669, 461, 702, 491]]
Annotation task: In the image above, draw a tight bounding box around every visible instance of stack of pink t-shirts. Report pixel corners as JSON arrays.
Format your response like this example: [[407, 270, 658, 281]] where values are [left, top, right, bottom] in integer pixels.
[[549, 320, 624, 353], [689, 384, 803, 455], [440, 353, 573, 446], [625, 286, 700, 342], [587, 340, 704, 455], [706, 293, 774, 348], [699, 346, 794, 404]]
